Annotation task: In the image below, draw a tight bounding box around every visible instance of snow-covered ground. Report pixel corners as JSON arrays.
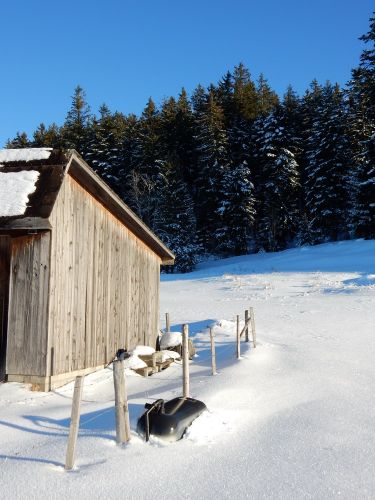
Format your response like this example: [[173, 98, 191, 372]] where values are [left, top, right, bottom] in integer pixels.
[[1, 240, 375, 499]]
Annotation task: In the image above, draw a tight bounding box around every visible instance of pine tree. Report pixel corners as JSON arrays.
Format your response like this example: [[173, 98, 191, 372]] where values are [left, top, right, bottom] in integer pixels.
[[194, 90, 230, 252], [175, 88, 196, 187], [118, 113, 141, 206], [254, 106, 300, 251], [156, 163, 200, 273], [159, 96, 179, 163], [62, 85, 91, 156], [215, 160, 256, 255], [256, 74, 279, 116], [85, 104, 127, 193], [216, 71, 235, 127], [304, 83, 353, 242], [32, 123, 62, 148], [129, 98, 164, 229], [6, 131, 31, 148], [232, 63, 259, 121], [347, 13, 375, 238]]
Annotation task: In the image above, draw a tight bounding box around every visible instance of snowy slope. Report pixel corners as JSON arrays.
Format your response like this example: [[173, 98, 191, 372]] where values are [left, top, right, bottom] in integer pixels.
[[1, 240, 375, 499]]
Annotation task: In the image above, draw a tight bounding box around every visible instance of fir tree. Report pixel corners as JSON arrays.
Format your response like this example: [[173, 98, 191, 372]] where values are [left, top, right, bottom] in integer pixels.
[[254, 106, 300, 251], [62, 85, 91, 156], [32, 123, 62, 148], [85, 104, 126, 192], [6, 131, 31, 148], [304, 83, 353, 242], [215, 160, 256, 255], [156, 163, 200, 273], [347, 13, 375, 238], [194, 90, 230, 252], [256, 74, 279, 116], [129, 98, 164, 229], [232, 63, 258, 121]]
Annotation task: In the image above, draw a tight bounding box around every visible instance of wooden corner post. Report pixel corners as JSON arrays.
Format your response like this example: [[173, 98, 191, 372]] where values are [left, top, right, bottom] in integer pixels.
[[182, 324, 190, 398]]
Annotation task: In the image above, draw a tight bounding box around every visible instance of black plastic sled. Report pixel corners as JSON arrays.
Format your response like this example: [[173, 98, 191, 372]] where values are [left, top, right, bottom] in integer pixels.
[[137, 397, 207, 442]]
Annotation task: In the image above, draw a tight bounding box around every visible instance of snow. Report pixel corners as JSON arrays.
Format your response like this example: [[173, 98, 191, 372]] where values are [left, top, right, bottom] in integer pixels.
[[160, 350, 181, 361], [125, 355, 147, 370], [130, 345, 155, 356], [1, 239, 375, 498], [159, 331, 182, 349], [0, 170, 39, 216], [0, 148, 52, 163]]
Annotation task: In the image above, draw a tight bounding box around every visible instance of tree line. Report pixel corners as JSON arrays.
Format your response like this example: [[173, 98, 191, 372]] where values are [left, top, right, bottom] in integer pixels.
[[6, 14, 374, 272]]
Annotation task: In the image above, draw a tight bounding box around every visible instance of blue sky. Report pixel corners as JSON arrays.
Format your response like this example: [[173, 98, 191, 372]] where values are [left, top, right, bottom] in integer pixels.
[[0, 0, 373, 146]]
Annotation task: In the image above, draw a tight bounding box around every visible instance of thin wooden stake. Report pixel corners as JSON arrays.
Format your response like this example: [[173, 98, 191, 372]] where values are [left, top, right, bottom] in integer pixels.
[[165, 312, 170, 333], [236, 315, 240, 359], [182, 324, 190, 398], [210, 327, 217, 375], [245, 309, 249, 342], [113, 360, 128, 444], [250, 307, 256, 348], [65, 376, 84, 471], [122, 364, 131, 442]]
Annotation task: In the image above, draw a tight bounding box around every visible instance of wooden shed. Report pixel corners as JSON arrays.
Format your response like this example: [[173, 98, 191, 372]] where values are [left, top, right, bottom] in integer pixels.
[[0, 148, 174, 390]]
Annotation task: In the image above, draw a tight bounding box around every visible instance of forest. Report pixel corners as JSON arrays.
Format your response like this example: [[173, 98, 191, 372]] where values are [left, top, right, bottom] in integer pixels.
[[6, 15, 374, 272]]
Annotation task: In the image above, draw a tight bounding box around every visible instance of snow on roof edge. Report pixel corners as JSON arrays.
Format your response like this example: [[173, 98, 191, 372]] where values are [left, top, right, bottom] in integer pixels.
[[0, 170, 40, 216], [0, 148, 53, 164]]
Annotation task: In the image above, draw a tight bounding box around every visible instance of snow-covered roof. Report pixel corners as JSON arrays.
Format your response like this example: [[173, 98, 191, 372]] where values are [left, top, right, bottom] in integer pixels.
[[0, 148, 52, 163], [0, 148, 174, 263], [0, 149, 66, 227], [0, 170, 40, 216]]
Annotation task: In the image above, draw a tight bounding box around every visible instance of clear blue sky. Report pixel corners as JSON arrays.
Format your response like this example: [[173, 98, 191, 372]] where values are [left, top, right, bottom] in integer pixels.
[[0, 0, 373, 146]]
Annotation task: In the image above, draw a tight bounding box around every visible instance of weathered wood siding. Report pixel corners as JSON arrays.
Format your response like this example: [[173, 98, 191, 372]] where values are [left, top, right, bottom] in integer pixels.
[[0, 236, 10, 379], [48, 174, 161, 376], [6, 233, 51, 377]]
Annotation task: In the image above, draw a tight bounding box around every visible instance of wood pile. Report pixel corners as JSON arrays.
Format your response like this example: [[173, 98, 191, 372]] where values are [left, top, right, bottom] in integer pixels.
[[134, 352, 177, 377]]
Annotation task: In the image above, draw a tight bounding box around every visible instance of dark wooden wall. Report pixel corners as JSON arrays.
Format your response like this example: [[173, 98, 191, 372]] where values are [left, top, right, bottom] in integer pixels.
[[6, 233, 51, 377], [0, 236, 10, 380]]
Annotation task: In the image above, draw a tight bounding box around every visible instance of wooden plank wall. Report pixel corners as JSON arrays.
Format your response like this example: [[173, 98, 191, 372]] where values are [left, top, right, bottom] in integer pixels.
[[48, 174, 161, 376], [0, 236, 10, 379], [6, 233, 51, 377]]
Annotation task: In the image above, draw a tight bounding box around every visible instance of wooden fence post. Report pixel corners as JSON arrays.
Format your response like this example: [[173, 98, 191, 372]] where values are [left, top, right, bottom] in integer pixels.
[[250, 307, 256, 348], [122, 365, 131, 442], [113, 360, 130, 445], [210, 327, 217, 375], [65, 376, 84, 470], [245, 309, 249, 342], [165, 312, 170, 333], [182, 324, 190, 398], [236, 315, 240, 359]]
